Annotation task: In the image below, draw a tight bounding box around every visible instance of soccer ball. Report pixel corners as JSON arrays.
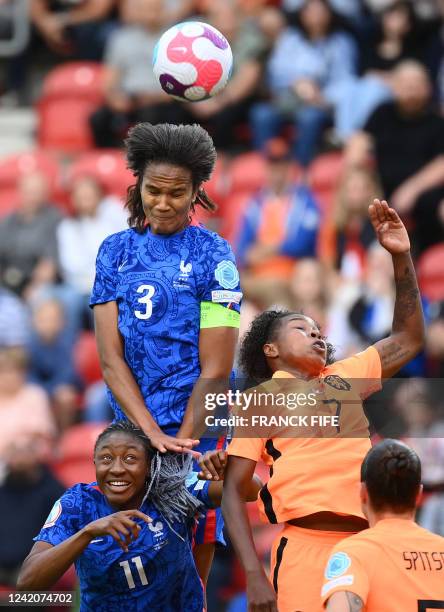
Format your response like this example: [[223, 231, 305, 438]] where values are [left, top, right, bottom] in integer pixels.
[[153, 22, 233, 102]]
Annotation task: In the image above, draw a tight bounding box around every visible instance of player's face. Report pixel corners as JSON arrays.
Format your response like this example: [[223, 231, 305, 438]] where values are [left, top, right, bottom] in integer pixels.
[[265, 314, 327, 377], [141, 162, 197, 235], [94, 433, 150, 510]]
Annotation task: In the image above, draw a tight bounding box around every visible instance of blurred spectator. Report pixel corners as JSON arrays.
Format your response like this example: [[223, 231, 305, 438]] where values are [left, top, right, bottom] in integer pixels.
[[390, 378, 444, 534], [189, 0, 268, 151], [57, 175, 127, 299], [0, 288, 30, 348], [287, 257, 330, 328], [235, 139, 320, 309], [346, 60, 444, 252], [90, 0, 188, 148], [0, 347, 56, 462], [0, 172, 61, 297], [321, 166, 382, 281], [0, 439, 65, 586], [328, 243, 394, 357], [27, 298, 81, 432], [30, 0, 116, 60], [426, 300, 444, 376], [361, 1, 422, 74], [250, 0, 359, 166]]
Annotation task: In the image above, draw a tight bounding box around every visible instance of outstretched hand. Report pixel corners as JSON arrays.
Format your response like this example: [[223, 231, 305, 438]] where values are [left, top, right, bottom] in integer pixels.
[[369, 199, 410, 255]]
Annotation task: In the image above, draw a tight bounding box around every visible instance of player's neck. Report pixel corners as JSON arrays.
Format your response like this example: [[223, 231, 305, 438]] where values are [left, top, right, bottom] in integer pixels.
[[369, 509, 416, 527]]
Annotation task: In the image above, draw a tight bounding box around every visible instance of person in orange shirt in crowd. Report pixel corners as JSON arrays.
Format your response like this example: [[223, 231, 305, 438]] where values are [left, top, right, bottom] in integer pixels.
[[322, 439, 444, 611], [235, 138, 320, 309], [220, 199, 425, 612]]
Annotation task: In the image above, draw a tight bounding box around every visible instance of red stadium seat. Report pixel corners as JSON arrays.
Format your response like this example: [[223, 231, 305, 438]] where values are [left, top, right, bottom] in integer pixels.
[[417, 243, 444, 301], [52, 422, 109, 486], [67, 150, 134, 200], [53, 458, 97, 488], [201, 155, 229, 208], [219, 190, 254, 243], [41, 62, 104, 100], [73, 331, 103, 386], [58, 422, 109, 461], [228, 152, 267, 194], [309, 151, 344, 191], [0, 150, 65, 217], [37, 62, 105, 153]]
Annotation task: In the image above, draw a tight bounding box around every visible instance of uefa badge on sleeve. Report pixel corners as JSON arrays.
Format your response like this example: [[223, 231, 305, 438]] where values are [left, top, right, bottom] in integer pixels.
[[214, 261, 239, 290]]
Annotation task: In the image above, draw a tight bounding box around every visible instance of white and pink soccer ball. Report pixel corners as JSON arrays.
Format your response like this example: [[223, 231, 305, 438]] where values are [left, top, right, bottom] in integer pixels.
[[153, 22, 233, 102]]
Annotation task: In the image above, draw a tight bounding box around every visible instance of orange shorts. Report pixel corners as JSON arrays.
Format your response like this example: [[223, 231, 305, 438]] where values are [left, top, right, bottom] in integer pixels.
[[270, 524, 356, 612]]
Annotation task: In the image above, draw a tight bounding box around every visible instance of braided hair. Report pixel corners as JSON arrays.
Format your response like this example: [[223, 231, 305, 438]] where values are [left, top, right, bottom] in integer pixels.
[[239, 309, 336, 381], [124, 123, 217, 232], [94, 421, 202, 528], [361, 439, 421, 512]]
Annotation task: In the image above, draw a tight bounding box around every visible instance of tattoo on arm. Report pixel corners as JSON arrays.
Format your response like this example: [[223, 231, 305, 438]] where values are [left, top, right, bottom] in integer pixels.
[[392, 261, 420, 330], [379, 338, 410, 369], [346, 591, 363, 612]]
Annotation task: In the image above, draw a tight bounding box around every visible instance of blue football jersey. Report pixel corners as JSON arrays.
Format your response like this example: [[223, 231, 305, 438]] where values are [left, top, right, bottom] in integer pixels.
[[90, 225, 242, 429], [35, 477, 212, 612]]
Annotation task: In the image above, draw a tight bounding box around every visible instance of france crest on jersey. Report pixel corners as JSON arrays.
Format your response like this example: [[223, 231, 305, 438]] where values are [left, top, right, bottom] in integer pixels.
[[90, 225, 242, 428], [35, 478, 212, 611]]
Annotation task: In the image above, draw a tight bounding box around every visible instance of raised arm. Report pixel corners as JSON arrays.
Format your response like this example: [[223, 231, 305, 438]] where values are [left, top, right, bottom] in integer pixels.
[[370, 199, 425, 378], [177, 325, 238, 440], [94, 301, 197, 453], [222, 455, 278, 612]]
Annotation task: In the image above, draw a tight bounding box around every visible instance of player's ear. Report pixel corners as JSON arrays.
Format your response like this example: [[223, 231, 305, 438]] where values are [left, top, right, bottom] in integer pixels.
[[415, 484, 423, 507], [263, 342, 278, 358], [359, 482, 368, 505]]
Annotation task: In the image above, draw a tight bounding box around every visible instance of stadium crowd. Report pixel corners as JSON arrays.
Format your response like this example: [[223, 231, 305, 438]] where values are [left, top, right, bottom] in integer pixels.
[[0, 0, 444, 609]]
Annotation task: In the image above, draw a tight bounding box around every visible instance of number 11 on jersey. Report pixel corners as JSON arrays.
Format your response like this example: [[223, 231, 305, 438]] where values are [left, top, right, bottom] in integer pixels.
[[119, 556, 149, 589]]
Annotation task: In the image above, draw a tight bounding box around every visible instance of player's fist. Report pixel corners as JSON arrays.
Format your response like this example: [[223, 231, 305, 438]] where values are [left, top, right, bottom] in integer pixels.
[[83, 509, 152, 552], [197, 449, 227, 481], [246, 571, 278, 612]]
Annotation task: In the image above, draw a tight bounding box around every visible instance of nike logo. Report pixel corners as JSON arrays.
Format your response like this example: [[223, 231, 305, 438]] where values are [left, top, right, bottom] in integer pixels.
[[118, 259, 129, 272], [172, 46, 188, 53], [90, 538, 103, 544]]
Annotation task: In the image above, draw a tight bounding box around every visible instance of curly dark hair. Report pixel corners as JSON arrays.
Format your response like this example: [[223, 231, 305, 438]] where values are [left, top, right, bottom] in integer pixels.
[[124, 122, 217, 232], [361, 439, 421, 512], [239, 309, 336, 381]]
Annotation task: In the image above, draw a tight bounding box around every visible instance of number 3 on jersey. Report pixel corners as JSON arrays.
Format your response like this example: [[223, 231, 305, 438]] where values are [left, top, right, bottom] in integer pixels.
[[135, 285, 155, 320]]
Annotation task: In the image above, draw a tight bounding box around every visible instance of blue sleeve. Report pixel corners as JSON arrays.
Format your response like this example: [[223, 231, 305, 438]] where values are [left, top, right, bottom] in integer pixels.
[[197, 234, 242, 314], [280, 187, 320, 257], [185, 472, 214, 509], [34, 486, 82, 546], [89, 233, 124, 307]]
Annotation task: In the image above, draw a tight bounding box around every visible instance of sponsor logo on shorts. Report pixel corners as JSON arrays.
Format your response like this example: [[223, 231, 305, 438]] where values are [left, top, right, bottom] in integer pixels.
[[211, 290, 243, 304], [325, 552, 352, 579]]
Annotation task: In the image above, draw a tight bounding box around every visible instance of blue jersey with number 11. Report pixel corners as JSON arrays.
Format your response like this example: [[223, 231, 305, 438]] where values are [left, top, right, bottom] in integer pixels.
[[35, 474, 211, 611], [89, 225, 242, 429]]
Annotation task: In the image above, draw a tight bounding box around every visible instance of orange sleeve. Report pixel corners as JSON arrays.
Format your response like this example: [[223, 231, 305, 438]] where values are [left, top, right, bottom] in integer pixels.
[[326, 346, 382, 398], [321, 543, 372, 608], [227, 436, 265, 463]]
